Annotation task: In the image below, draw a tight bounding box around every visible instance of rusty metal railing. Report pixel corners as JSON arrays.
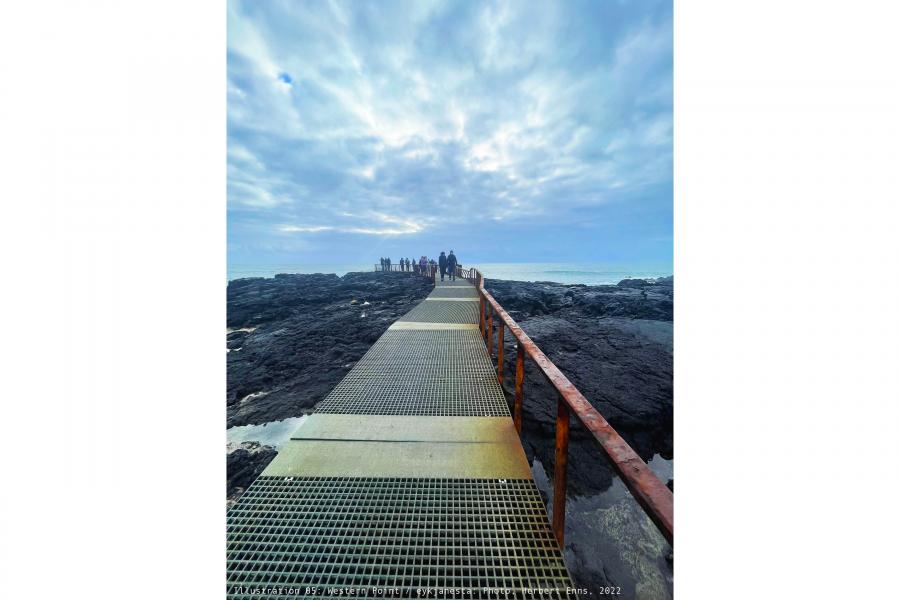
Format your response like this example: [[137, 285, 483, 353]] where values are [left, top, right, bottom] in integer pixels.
[[467, 268, 673, 547], [376, 263, 477, 285], [374, 263, 438, 280]]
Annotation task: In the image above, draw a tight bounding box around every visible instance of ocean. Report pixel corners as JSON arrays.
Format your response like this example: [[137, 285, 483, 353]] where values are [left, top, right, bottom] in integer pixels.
[[228, 262, 672, 285]]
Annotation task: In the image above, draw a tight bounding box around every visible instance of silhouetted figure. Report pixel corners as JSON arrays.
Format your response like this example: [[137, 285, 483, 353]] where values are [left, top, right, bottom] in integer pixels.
[[386, 257, 392, 271], [438, 251, 448, 281], [447, 250, 458, 281], [379, 257, 385, 271]]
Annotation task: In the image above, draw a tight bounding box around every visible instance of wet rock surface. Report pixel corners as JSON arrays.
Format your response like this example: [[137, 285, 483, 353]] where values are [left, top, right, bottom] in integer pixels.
[[227, 441, 277, 509], [227, 272, 433, 428]]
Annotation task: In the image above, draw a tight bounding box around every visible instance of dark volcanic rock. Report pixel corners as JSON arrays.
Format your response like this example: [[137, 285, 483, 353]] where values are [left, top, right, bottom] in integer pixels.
[[227, 441, 277, 508], [485, 277, 673, 495], [227, 271, 433, 427]]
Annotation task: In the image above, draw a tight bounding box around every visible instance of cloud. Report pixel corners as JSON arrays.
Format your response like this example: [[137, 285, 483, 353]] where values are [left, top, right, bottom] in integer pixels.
[[279, 212, 425, 236], [228, 0, 672, 263]]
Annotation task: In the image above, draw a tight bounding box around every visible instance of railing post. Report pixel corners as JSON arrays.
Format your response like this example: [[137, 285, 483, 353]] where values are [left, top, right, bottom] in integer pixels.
[[487, 306, 494, 355], [514, 345, 524, 434], [497, 324, 505, 384], [479, 294, 485, 338], [552, 397, 570, 546]]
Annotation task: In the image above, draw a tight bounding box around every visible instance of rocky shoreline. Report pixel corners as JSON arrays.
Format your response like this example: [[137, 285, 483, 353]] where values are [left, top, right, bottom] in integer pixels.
[[226, 270, 673, 597]]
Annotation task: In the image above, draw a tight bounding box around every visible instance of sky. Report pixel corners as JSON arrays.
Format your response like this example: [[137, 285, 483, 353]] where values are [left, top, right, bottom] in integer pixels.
[[227, 0, 672, 268]]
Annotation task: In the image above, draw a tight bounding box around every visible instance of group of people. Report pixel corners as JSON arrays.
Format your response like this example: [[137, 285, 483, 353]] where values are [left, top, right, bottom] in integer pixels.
[[379, 257, 423, 272], [377, 250, 460, 281]]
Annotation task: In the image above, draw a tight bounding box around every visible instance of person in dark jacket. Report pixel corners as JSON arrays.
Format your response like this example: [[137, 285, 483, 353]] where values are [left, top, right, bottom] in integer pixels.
[[438, 251, 448, 281], [447, 250, 458, 281]]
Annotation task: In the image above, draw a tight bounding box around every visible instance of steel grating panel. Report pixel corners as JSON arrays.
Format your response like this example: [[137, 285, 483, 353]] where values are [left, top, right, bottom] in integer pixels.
[[434, 279, 475, 287], [399, 300, 478, 324], [388, 322, 479, 330], [315, 372, 509, 417], [428, 287, 479, 299], [360, 328, 488, 350], [348, 362, 496, 378], [227, 477, 574, 599], [360, 328, 487, 352], [353, 330, 494, 375]]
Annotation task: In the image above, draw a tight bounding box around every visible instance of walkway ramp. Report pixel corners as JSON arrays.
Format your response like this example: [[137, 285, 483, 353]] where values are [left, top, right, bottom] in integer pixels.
[[227, 277, 575, 598]]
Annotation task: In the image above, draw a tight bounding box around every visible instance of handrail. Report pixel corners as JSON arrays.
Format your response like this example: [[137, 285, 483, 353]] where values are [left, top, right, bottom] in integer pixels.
[[375, 263, 477, 284], [374, 263, 439, 281], [470, 268, 673, 546]]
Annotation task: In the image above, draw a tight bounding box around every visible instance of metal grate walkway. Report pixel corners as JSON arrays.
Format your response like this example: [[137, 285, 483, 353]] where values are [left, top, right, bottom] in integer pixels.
[[227, 277, 575, 598]]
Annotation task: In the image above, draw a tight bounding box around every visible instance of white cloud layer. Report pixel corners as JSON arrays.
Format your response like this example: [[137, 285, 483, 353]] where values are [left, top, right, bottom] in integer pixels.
[[227, 0, 672, 263]]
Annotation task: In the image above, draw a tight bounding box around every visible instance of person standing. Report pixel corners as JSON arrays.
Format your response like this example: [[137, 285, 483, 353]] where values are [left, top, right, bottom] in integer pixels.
[[447, 250, 458, 281], [438, 251, 447, 281]]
